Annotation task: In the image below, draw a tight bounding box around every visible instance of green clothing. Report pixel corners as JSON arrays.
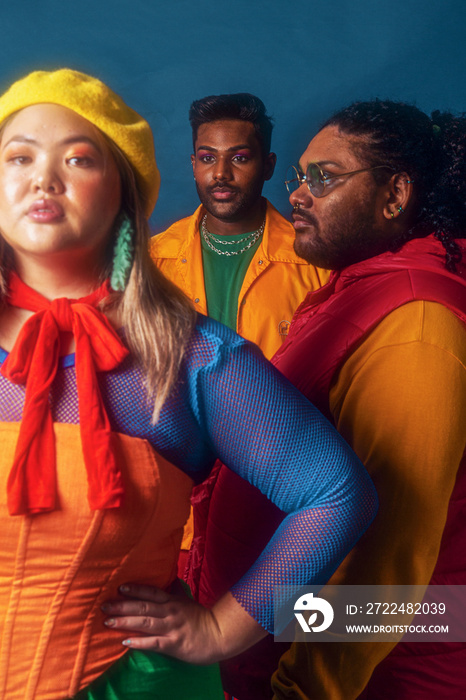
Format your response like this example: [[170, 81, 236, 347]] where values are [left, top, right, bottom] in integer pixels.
[[200, 228, 262, 331], [74, 649, 223, 700]]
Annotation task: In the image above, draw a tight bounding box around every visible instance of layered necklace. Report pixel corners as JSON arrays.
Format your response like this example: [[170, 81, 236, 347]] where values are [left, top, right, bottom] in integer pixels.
[[201, 214, 265, 256]]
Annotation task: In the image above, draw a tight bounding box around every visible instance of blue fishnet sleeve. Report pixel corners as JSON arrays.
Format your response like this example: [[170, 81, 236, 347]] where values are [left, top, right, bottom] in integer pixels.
[[186, 318, 378, 632], [91, 316, 377, 632]]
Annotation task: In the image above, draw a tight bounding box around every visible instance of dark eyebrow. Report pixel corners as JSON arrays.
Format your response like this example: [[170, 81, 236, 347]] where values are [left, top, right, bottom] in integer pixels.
[[3, 134, 103, 153], [196, 144, 252, 153]]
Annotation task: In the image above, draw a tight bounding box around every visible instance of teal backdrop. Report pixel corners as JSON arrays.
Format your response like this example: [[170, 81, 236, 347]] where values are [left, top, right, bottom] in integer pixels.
[[1, 0, 465, 231]]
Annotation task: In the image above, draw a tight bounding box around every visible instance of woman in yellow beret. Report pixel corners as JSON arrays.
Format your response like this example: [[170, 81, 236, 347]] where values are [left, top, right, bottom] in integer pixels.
[[0, 68, 377, 699]]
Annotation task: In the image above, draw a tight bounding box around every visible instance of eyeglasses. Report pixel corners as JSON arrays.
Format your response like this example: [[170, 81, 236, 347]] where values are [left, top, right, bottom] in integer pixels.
[[285, 162, 394, 198]]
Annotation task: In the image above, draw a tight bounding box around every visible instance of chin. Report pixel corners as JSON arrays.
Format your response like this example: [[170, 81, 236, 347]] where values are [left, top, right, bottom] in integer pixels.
[[296, 240, 346, 271], [294, 237, 323, 266], [204, 202, 243, 222]]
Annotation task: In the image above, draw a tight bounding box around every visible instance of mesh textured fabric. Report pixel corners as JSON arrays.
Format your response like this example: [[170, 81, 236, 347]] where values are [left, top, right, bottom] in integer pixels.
[[0, 316, 377, 632]]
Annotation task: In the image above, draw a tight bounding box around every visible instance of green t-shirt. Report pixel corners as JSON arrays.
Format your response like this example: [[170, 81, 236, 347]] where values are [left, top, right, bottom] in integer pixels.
[[200, 228, 263, 331]]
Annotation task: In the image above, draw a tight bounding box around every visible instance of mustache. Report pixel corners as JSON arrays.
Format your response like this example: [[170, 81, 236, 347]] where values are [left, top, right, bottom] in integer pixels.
[[291, 210, 319, 226]]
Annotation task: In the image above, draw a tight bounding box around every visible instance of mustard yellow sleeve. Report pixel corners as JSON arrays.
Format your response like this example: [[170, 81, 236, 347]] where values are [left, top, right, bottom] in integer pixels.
[[273, 301, 466, 700]]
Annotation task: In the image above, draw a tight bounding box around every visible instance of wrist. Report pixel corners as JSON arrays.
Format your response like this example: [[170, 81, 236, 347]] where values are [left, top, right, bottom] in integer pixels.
[[211, 592, 269, 660]]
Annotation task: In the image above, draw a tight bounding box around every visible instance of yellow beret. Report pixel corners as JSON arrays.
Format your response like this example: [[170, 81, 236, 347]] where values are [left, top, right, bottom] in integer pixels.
[[0, 69, 159, 218]]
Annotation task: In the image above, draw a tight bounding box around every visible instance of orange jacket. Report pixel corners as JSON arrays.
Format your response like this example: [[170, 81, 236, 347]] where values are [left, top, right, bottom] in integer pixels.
[[150, 200, 329, 360]]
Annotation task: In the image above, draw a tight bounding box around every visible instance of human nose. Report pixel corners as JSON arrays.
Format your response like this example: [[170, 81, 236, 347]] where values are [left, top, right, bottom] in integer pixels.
[[32, 159, 64, 194], [214, 156, 232, 182], [289, 181, 312, 209]]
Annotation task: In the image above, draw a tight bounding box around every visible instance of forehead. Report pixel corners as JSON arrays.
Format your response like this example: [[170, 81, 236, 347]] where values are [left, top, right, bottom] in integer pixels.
[[1, 103, 106, 149], [299, 125, 364, 169], [194, 119, 259, 150]]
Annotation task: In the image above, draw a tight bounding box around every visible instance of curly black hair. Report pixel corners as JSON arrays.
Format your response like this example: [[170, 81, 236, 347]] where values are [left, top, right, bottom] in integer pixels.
[[323, 100, 466, 271]]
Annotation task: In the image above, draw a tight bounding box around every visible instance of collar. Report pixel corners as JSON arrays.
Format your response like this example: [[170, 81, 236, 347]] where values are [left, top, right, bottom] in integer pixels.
[[191, 199, 309, 264], [333, 234, 466, 291]]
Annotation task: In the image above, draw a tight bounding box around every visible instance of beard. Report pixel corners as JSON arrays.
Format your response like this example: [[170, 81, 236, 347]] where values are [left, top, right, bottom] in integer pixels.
[[293, 203, 388, 271]]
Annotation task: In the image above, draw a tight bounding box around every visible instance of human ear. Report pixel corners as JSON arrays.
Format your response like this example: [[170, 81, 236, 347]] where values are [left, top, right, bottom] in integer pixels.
[[263, 152, 277, 181], [190, 154, 196, 178], [382, 172, 414, 220]]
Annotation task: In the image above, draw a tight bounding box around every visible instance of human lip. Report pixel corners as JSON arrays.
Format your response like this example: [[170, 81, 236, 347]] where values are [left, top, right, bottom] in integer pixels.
[[210, 187, 236, 200], [292, 212, 318, 231], [27, 199, 64, 223]]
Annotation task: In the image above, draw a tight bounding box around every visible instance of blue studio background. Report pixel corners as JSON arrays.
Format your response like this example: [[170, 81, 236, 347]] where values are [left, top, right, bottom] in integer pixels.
[[2, 0, 465, 232]]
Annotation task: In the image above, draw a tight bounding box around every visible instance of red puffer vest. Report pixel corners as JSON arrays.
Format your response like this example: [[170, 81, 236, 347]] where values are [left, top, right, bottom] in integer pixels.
[[187, 234, 466, 700], [275, 236, 466, 700]]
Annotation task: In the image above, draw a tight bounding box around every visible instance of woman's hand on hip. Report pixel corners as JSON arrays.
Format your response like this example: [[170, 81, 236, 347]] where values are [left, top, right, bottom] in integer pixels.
[[101, 583, 267, 665]]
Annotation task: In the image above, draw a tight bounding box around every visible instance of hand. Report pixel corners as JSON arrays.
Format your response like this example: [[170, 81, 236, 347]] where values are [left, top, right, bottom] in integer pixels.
[[102, 583, 267, 665]]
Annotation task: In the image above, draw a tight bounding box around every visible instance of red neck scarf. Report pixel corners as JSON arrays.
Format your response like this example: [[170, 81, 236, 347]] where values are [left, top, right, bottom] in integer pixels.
[[1, 272, 129, 516]]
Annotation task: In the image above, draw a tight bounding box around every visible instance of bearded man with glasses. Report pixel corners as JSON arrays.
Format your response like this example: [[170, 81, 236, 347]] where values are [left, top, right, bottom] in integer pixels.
[[188, 98, 466, 700], [269, 101, 466, 699]]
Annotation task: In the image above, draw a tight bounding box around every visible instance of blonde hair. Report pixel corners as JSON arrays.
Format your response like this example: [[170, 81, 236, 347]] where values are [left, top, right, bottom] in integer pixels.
[[104, 141, 197, 421]]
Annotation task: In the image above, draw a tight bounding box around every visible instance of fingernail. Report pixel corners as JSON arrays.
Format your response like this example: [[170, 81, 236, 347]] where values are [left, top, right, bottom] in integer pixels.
[[119, 585, 130, 594], [104, 618, 116, 627], [122, 638, 132, 646]]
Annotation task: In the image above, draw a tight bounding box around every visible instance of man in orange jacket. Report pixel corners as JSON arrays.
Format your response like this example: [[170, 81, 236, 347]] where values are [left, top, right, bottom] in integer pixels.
[[150, 93, 328, 700], [150, 92, 328, 360]]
